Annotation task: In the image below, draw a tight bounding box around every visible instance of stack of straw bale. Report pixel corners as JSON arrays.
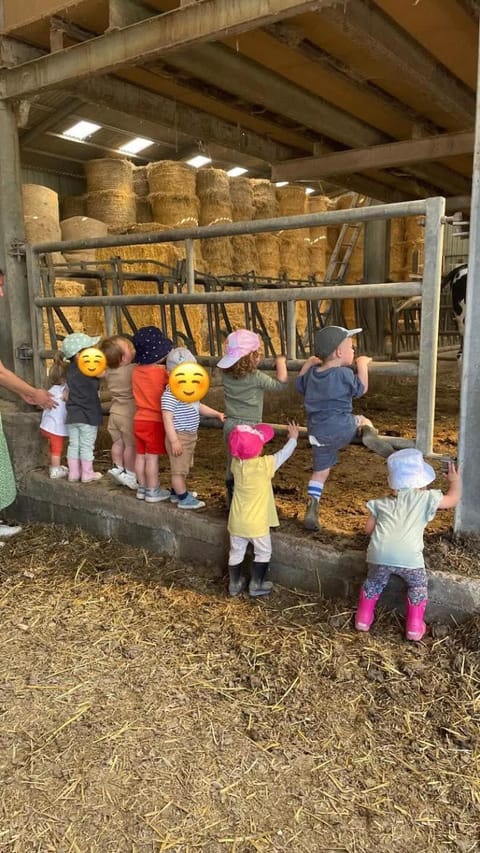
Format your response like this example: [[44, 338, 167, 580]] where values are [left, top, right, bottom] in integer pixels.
[[60, 216, 108, 265], [389, 218, 407, 281], [308, 195, 329, 281], [229, 177, 258, 275], [85, 159, 136, 230], [133, 166, 153, 224], [197, 168, 233, 276], [147, 161, 199, 228], [251, 179, 280, 279], [276, 185, 309, 281], [61, 195, 87, 219], [330, 194, 366, 329], [404, 215, 424, 279], [42, 279, 85, 345], [23, 184, 64, 264]]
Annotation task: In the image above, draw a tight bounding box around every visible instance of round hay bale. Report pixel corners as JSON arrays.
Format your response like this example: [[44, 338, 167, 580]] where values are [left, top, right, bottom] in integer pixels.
[[197, 168, 233, 227], [42, 279, 85, 343], [231, 234, 258, 275], [201, 237, 233, 276], [148, 192, 199, 228], [23, 184, 60, 221], [255, 233, 280, 278], [85, 158, 134, 193], [86, 190, 136, 229], [136, 197, 153, 223], [229, 177, 254, 220], [146, 161, 196, 196], [279, 231, 310, 280], [60, 216, 108, 264], [61, 194, 87, 219], [276, 185, 306, 217], [133, 166, 149, 198], [308, 195, 328, 279], [251, 179, 279, 219]]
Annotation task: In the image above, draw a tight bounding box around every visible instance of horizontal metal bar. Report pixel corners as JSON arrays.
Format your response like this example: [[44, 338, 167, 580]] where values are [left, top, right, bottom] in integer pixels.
[[31, 198, 433, 255], [201, 417, 416, 446], [34, 281, 421, 308]]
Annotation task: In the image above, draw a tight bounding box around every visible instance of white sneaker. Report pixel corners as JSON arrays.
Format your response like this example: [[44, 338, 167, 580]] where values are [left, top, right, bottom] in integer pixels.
[[115, 470, 138, 490], [107, 466, 124, 482], [0, 523, 22, 538], [49, 465, 69, 479]]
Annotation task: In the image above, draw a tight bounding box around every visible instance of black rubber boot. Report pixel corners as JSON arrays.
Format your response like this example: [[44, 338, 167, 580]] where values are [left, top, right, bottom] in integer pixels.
[[225, 478, 234, 510], [361, 425, 395, 459], [228, 563, 246, 596], [304, 496, 321, 531], [249, 562, 273, 597]]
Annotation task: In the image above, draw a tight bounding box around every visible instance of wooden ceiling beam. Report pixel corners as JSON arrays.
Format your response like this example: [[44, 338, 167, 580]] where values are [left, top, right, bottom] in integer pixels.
[[321, 0, 475, 126], [272, 131, 474, 181], [0, 0, 336, 99]]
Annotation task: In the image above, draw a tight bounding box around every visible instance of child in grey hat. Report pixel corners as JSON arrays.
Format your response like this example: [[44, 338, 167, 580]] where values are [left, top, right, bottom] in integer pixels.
[[355, 449, 460, 641], [295, 325, 395, 531]]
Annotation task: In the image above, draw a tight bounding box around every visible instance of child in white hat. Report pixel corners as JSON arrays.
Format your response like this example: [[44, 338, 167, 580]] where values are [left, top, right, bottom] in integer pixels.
[[355, 448, 460, 641]]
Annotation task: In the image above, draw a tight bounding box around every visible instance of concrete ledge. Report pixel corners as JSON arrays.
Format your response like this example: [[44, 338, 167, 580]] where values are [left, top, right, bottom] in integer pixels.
[[3, 405, 480, 623]]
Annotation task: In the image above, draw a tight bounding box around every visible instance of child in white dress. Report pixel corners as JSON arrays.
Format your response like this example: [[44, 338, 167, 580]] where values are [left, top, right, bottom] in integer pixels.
[[40, 355, 69, 479]]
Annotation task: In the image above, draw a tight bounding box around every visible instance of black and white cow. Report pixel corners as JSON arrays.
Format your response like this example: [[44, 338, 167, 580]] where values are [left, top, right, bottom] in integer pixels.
[[441, 263, 467, 360]]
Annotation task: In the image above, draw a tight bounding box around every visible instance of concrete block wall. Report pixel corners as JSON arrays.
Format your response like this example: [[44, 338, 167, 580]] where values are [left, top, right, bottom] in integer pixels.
[[2, 404, 480, 624]]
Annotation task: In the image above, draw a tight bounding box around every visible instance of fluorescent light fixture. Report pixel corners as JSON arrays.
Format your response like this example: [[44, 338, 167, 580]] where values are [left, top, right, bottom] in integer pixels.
[[186, 154, 212, 168], [275, 181, 288, 187], [63, 120, 101, 140], [227, 166, 248, 177], [118, 137, 154, 155], [305, 187, 315, 195]]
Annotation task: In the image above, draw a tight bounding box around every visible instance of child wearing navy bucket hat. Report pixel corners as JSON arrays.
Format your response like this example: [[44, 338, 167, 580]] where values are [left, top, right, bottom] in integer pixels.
[[355, 448, 461, 641], [227, 420, 299, 597], [132, 326, 173, 503]]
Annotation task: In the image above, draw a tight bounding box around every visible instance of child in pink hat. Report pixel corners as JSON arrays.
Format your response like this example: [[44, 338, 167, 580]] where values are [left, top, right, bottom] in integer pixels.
[[227, 420, 299, 597], [355, 448, 461, 641], [217, 329, 288, 508]]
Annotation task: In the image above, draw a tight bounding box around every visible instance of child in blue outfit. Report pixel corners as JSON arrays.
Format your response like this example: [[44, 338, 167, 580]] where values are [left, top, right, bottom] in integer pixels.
[[355, 448, 461, 641], [296, 325, 395, 531], [60, 332, 104, 484]]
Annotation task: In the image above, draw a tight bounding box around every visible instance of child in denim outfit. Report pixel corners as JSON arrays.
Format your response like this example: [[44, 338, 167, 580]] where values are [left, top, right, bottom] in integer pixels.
[[355, 449, 460, 641]]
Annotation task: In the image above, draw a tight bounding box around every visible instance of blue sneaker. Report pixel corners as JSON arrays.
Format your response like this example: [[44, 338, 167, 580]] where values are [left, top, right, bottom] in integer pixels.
[[170, 490, 197, 504], [145, 487, 171, 503], [136, 485, 146, 501], [177, 492, 206, 510]]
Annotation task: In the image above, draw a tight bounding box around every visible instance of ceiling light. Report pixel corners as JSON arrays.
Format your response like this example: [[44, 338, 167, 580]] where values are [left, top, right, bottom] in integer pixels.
[[186, 154, 212, 168], [305, 187, 315, 195], [227, 166, 248, 177], [275, 181, 288, 187], [63, 120, 101, 141], [118, 137, 154, 155]]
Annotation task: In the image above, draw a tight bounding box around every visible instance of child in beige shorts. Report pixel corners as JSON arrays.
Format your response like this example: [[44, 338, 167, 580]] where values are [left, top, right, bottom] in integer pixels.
[[161, 347, 224, 509], [100, 335, 137, 490]]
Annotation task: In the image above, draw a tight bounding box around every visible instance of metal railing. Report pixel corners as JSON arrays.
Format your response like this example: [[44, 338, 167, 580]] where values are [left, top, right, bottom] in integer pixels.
[[25, 196, 445, 454]]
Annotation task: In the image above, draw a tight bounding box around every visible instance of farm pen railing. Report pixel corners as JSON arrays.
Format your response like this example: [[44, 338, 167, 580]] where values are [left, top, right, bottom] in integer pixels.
[[26, 196, 445, 455]]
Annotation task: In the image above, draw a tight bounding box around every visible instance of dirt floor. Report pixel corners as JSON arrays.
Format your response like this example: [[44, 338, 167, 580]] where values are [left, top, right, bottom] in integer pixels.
[[1, 524, 479, 852]]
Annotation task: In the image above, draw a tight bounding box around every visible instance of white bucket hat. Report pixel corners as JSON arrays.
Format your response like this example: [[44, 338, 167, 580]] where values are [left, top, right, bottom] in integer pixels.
[[387, 448, 435, 490]]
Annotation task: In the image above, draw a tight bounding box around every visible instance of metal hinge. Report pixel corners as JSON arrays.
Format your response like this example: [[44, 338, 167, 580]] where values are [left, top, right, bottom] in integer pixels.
[[9, 239, 26, 260], [15, 343, 33, 360]]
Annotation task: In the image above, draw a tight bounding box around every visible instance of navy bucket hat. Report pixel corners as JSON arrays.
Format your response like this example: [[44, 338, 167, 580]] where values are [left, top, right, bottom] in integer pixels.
[[133, 326, 173, 365]]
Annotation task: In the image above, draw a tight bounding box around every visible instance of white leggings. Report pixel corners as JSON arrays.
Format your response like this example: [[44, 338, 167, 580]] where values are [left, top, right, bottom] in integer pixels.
[[67, 423, 98, 461], [228, 534, 272, 565]]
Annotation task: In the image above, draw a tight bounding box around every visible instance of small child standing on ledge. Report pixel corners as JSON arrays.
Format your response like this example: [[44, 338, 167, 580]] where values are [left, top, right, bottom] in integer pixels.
[[355, 449, 461, 641]]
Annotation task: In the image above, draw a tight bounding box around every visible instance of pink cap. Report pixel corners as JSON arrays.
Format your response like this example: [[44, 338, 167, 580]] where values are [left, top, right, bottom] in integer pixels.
[[228, 423, 275, 460], [217, 329, 260, 369]]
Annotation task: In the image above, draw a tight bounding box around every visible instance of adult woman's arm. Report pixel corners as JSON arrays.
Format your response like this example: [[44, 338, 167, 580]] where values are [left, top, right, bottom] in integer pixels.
[[0, 360, 55, 409]]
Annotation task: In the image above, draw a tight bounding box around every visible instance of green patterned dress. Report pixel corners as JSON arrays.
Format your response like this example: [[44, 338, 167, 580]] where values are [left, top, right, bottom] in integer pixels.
[[0, 415, 16, 511]]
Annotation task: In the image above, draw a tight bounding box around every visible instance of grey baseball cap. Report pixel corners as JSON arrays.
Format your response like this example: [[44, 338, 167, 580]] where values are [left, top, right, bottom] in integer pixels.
[[314, 325, 362, 359]]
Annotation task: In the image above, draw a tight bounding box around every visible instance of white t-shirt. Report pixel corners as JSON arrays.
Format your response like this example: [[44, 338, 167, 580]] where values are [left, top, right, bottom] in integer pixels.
[[40, 384, 68, 436], [366, 488, 443, 569]]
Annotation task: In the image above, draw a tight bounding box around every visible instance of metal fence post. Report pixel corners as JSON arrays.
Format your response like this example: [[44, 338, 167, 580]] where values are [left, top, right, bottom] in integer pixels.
[[185, 239, 195, 293], [416, 196, 445, 455], [25, 243, 46, 388], [286, 300, 297, 360]]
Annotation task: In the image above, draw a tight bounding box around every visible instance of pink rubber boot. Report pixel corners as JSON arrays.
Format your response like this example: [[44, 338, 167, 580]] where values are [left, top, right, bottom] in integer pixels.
[[355, 589, 380, 632], [80, 460, 103, 483], [67, 458, 81, 482], [405, 598, 427, 641]]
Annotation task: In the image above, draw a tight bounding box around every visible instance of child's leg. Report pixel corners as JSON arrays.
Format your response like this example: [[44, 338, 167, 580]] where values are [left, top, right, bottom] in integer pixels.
[[123, 442, 136, 475], [357, 416, 395, 459], [249, 535, 273, 597], [355, 563, 393, 631], [397, 566, 428, 641], [79, 425, 102, 482], [144, 453, 159, 489], [228, 535, 249, 596], [110, 438, 125, 469], [67, 425, 81, 481], [304, 467, 330, 531]]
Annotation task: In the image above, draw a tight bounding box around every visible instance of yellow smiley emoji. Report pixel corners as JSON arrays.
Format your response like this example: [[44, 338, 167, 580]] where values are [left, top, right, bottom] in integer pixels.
[[77, 347, 107, 377], [169, 363, 210, 403]]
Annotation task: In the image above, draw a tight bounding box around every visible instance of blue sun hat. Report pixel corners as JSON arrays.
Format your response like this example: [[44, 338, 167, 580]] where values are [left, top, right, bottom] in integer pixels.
[[133, 326, 173, 365], [387, 448, 435, 490], [60, 332, 101, 360]]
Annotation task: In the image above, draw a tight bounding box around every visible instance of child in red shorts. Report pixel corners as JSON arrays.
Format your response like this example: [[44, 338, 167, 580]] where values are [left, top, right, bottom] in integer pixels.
[[40, 354, 69, 479], [132, 326, 173, 503]]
